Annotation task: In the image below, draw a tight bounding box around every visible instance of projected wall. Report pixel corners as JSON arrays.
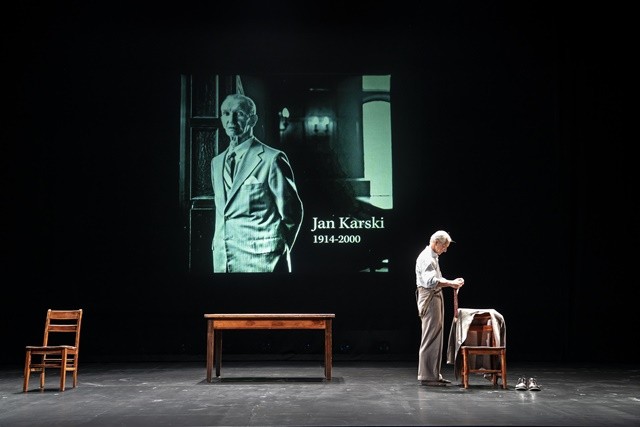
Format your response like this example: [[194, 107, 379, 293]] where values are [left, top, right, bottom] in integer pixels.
[[180, 74, 393, 275]]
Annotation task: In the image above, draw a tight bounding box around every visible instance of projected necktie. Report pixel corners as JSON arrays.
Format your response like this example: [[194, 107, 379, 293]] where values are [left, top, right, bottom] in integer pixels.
[[223, 150, 236, 197]]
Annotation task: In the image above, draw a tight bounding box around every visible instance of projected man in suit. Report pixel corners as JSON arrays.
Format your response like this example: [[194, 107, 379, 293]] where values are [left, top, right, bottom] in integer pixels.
[[211, 94, 304, 273]]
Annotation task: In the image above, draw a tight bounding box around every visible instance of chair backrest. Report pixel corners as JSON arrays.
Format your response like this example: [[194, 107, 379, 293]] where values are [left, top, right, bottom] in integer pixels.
[[453, 290, 504, 347], [466, 313, 495, 346], [42, 309, 83, 350]]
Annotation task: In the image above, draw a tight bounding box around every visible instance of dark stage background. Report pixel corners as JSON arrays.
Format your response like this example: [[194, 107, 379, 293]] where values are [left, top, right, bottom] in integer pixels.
[[3, 3, 636, 365]]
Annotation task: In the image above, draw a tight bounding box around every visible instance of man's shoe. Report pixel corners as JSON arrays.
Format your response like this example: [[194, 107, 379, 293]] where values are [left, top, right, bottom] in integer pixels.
[[515, 377, 528, 391], [527, 377, 541, 391], [421, 380, 448, 387], [438, 378, 452, 384]]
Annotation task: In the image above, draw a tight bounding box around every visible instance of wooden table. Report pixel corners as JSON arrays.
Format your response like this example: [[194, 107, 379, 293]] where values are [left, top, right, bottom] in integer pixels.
[[204, 313, 335, 382]]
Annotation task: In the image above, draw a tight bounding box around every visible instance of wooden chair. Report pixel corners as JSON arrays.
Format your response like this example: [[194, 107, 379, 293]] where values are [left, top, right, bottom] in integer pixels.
[[23, 309, 83, 392], [453, 291, 507, 389]]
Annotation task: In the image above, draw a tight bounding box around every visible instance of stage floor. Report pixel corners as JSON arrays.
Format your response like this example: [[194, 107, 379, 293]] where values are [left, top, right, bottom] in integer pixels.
[[1, 360, 638, 426]]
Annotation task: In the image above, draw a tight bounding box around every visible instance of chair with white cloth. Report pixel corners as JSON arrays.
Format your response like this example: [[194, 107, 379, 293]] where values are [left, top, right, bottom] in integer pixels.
[[446, 290, 507, 389]]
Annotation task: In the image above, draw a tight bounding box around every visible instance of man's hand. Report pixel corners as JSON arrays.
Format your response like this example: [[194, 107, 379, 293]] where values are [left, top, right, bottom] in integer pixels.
[[451, 278, 464, 289]]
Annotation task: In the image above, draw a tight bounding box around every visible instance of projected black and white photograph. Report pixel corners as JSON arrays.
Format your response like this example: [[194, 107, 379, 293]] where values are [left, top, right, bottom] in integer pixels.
[[180, 74, 393, 275]]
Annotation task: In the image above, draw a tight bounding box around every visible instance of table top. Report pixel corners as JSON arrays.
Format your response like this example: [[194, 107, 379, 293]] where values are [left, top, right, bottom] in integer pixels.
[[204, 313, 335, 319]]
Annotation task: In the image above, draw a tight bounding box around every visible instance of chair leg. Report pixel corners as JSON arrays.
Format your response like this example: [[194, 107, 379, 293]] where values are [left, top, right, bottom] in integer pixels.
[[60, 348, 68, 391], [59, 368, 66, 391], [23, 351, 31, 392], [500, 349, 508, 389], [462, 348, 469, 389], [39, 369, 46, 390]]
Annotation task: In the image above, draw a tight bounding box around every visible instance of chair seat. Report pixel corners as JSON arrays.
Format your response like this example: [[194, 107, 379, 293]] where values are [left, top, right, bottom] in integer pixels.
[[461, 345, 506, 354]]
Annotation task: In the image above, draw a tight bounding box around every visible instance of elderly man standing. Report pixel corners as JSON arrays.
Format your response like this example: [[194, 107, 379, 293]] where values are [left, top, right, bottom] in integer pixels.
[[416, 230, 465, 386]]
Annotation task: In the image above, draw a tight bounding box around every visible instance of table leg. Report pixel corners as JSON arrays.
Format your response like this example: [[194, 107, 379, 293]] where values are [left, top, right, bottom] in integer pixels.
[[215, 331, 223, 377], [325, 319, 332, 380], [206, 320, 213, 382]]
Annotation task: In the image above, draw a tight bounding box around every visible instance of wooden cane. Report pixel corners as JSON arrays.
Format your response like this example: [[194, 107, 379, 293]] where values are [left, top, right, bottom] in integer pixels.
[[453, 288, 459, 319]]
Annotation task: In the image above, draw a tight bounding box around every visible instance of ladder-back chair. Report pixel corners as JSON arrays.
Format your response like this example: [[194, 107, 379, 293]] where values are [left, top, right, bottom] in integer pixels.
[[23, 309, 83, 392], [449, 291, 507, 389]]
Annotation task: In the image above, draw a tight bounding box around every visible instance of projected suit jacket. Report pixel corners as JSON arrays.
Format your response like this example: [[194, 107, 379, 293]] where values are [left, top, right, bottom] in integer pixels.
[[210, 138, 303, 273]]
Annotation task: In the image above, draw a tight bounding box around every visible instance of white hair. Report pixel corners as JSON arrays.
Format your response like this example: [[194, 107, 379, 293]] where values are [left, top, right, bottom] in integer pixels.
[[221, 93, 257, 116], [430, 230, 454, 245]]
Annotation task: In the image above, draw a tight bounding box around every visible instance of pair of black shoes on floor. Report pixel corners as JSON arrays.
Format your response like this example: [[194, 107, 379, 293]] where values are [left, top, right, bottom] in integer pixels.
[[421, 378, 452, 387], [516, 376, 541, 391]]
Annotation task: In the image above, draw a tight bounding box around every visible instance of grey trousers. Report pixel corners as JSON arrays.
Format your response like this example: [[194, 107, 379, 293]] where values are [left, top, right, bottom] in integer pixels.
[[416, 287, 444, 381]]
